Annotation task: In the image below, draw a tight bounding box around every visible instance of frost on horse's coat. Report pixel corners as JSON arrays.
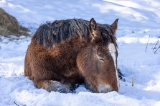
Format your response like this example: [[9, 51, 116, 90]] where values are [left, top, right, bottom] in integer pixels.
[[24, 18, 119, 93]]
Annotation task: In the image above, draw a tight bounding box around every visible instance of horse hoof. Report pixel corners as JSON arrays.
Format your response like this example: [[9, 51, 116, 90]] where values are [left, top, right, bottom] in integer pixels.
[[47, 80, 71, 93]]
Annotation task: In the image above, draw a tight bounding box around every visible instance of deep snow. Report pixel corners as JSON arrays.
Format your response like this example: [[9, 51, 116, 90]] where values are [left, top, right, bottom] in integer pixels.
[[0, 0, 160, 106]]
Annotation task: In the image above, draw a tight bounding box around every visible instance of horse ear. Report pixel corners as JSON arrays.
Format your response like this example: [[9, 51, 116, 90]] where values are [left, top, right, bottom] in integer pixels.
[[110, 19, 118, 36], [89, 18, 101, 41]]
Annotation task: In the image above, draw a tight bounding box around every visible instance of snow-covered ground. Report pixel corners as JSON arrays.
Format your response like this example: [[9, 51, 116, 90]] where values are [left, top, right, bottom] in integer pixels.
[[0, 0, 160, 105]]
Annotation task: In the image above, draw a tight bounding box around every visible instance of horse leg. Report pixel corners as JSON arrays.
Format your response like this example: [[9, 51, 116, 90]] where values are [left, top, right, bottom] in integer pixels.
[[35, 80, 72, 93]]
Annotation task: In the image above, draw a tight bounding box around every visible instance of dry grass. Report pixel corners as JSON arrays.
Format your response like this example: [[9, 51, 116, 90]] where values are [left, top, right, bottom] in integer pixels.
[[0, 8, 30, 37]]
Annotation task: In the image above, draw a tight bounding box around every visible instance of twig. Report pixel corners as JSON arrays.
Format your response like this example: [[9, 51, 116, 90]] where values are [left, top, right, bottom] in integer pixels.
[[154, 46, 160, 54], [154, 38, 159, 49], [132, 76, 134, 87], [145, 35, 150, 53], [153, 38, 160, 53], [14, 101, 19, 106]]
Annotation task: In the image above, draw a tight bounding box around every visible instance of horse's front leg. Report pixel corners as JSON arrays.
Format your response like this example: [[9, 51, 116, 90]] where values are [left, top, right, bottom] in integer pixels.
[[35, 80, 72, 93]]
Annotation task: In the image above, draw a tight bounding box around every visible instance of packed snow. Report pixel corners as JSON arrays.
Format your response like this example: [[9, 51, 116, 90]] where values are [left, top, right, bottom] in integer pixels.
[[0, 0, 160, 106]]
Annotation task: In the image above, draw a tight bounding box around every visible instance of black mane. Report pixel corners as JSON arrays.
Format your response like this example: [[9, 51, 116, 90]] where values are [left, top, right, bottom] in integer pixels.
[[32, 19, 116, 48]]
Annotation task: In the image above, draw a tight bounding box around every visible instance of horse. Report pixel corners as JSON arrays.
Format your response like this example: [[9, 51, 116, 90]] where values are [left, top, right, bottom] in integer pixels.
[[24, 18, 119, 93]]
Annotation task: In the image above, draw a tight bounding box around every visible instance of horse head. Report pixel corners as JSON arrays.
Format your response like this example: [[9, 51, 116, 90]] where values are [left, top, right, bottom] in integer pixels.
[[77, 18, 119, 93]]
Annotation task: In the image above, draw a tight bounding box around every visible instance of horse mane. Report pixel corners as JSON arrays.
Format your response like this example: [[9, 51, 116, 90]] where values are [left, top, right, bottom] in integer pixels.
[[32, 19, 117, 48]]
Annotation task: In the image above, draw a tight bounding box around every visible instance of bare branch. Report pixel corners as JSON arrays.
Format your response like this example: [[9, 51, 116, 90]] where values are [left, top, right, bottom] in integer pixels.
[[154, 46, 160, 54], [154, 38, 159, 49], [14, 101, 19, 106], [132, 76, 134, 87], [145, 35, 150, 53]]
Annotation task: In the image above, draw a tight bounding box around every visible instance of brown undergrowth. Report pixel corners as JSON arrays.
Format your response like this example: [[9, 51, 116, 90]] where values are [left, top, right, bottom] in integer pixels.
[[0, 8, 30, 37]]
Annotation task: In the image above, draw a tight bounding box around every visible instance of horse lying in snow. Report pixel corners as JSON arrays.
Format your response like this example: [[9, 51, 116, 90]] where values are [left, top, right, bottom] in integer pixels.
[[24, 18, 119, 93]]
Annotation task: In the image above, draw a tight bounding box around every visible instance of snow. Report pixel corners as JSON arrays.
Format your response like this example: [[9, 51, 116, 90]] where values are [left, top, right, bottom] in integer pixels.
[[0, 0, 160, 105]]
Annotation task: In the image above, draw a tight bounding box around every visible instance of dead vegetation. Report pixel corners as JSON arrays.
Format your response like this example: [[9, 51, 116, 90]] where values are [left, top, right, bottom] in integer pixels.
[[152, 37, 160, 53], [0, 8, 30, 37], [145, 35, 160, 53]]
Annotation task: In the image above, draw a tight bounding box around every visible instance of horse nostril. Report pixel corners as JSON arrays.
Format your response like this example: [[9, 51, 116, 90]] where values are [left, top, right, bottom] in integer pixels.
[[98, 85, 112, 93]]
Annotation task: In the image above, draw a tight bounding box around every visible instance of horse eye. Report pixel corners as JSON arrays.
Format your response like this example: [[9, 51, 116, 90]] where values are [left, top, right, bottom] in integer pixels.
[[99, 58, 104, 62], [97, 56, 104, 62]]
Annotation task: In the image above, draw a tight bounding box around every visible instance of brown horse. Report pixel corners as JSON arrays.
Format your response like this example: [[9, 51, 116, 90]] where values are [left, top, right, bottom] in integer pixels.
[[24, 18, 119, 93]]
